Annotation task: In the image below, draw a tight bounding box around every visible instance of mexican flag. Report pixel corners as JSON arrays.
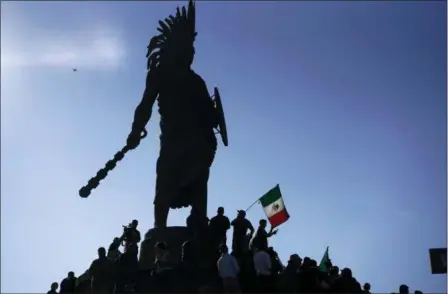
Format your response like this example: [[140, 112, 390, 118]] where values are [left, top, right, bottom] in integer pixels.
[[260, 185, 289, 227]]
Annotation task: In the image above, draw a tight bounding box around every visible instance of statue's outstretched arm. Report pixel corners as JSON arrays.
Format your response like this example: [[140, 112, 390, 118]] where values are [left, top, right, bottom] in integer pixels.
[[131, 70, 159, 133]]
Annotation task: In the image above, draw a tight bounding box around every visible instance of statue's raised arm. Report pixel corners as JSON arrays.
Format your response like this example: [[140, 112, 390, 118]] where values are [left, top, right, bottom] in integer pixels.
[[127, 70, 159, 150]]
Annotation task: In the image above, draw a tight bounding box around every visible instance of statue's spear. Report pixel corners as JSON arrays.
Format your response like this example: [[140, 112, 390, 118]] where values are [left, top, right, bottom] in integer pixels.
[[78, 129, 147, 198]]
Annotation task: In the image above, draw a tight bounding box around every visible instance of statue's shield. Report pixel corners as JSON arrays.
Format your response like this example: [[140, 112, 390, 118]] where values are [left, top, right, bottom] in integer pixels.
[[214, 87, 229, 147]]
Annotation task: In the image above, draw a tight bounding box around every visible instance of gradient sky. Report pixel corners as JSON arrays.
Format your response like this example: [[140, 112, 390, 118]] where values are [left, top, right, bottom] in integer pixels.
[[1, 1, 446, 293]]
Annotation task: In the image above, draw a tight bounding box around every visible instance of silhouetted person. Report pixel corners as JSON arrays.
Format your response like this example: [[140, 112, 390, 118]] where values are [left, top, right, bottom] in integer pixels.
[[301, 257, 311, 269], [209, 207, 230, 245], [217, 244, 241, 293], [363, 282, 371, 293], [187, 207, 209, 238], [277, 254, 301, 292], [414, 291, 423, 294], [89, 247, 115, 294], [330, 268, 362, 293], [231, 210, 254, 257], [60, 271, 76, 293], [296, 258, 321, 292], [122, 220, 141, 255], [119, 220, 140, 288], [399, 284, 410, 294], [250, 219, 278, 251], [107, 237, 122, 261], [74, 270, 90, 293], [47, 282, 59, 294], [328, 266, 340, 284]]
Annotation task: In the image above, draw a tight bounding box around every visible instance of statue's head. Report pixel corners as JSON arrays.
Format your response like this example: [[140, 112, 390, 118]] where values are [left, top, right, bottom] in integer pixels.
[[146, 0, 197, 71]]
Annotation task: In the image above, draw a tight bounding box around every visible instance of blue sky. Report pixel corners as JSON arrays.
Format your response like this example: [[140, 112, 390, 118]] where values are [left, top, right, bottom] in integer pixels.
[[1, 1, 446, 293]]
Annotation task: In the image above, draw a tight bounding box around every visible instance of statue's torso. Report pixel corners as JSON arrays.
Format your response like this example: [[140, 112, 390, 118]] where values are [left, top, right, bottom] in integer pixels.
[[156, 69, 217, 144]]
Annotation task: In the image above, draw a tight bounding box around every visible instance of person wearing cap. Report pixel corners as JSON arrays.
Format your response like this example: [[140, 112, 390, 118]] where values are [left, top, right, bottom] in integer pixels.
[[217, 244, 241, 293], [231, 210, 254, 257]]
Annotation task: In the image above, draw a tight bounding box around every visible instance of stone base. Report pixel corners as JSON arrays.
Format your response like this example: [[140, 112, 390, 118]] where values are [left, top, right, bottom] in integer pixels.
[[139, 226, 192, 270]]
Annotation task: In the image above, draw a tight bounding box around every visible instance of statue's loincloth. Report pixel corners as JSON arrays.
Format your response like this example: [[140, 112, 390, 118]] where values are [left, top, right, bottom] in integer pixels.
[[154, 134, 217, 209]]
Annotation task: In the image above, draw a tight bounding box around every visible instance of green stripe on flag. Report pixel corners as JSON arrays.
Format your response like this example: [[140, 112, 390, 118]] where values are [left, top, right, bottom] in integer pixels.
[[260, 185, 282, 207]]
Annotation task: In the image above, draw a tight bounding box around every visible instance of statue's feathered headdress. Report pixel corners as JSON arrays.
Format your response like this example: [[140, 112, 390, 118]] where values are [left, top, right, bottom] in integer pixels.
[[146, 0, 196, 70]]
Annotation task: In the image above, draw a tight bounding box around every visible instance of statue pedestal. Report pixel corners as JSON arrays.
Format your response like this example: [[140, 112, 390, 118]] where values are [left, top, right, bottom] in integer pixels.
[[139, 226, 192, 270]]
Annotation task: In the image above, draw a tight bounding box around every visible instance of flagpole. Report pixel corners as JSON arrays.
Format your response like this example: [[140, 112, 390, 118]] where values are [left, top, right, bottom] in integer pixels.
[[245, 198, 260, 212], [245, 184, 279, 212]]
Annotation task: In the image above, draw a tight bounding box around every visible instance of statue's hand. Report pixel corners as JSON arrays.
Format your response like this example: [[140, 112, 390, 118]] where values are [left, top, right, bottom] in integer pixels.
[[127, 131, 142, 150], [127, 128, 148, 150]]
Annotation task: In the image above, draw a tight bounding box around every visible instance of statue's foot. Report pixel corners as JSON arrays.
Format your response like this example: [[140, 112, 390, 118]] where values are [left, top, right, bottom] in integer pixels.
[[153, 223, 167, 229]]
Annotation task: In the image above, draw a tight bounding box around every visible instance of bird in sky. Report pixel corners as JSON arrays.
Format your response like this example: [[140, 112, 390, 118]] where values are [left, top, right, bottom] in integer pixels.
[[72, 68, 78, 72]]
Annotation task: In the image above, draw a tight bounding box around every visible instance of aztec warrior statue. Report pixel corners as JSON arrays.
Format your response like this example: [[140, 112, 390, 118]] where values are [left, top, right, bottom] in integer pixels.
[[126, 0, 228, 228]]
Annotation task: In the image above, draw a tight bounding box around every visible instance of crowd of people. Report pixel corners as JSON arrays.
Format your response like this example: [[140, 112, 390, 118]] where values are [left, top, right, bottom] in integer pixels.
[[48, 207, 424, 294]]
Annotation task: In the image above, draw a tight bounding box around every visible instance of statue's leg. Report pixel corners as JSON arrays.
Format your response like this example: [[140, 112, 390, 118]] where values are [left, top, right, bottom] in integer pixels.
[[153, 202, 169, 228], [154, 154, 176, 229], [190, 168, 210, 221]]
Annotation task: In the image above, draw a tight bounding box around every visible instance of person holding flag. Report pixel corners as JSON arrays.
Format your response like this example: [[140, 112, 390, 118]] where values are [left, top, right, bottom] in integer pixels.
[[250, 219, 278, 251]]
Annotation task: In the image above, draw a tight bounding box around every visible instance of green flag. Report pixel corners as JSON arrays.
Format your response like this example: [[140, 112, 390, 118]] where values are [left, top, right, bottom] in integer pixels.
[[319, 246, 331, 272]]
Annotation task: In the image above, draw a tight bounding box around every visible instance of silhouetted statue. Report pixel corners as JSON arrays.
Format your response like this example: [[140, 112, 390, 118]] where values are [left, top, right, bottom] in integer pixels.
[[78, 0, 228, 230], [123, 0, 228, 229]]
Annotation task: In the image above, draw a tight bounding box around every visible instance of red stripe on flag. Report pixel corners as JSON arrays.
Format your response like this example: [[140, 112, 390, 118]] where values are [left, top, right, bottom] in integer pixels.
[[268, 209, 289, 227]]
